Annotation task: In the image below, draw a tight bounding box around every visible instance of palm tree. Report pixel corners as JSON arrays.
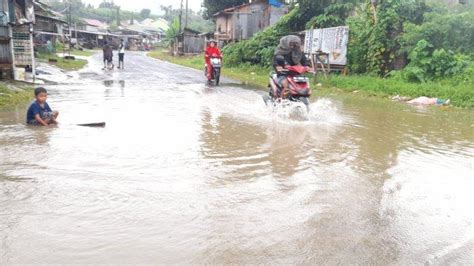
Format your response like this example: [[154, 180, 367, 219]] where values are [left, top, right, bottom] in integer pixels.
[[163, 18, 180, 51]]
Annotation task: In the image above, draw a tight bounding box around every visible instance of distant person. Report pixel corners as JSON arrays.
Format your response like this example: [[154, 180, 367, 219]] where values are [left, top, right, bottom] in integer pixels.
[[204, 40, 222, 81], [118, 39, 125, 69], [392, 95, 450, 106], [102, 41, 114, 70], [26, 87, 59, 126]]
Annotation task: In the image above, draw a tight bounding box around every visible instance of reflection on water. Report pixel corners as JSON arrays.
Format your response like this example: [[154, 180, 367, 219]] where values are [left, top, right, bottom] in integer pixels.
[[0, 53, 473, 264]]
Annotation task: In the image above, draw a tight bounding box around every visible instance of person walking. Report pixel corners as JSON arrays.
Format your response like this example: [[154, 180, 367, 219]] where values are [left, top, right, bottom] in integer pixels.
[[102, 41, 114, 70], [118, 39, 125, 69]]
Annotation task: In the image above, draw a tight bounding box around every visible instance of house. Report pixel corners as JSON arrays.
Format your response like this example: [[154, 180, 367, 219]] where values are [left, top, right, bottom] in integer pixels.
[[72, 19, 117, 49], [0, 0, 36, 81], [0, 0, 12, 79], [139, 18, 169, 40], [213, 0, 287, 43], [33, 1, 67, 52], [78, 19, 108, 32], [174, 27, 206, 55]]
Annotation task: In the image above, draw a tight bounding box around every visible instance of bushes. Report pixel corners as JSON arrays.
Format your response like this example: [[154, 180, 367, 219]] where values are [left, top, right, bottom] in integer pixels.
[[346, 0, 429, 76], [398, 7, 474, 83], [222, 8, 300, 67], [400, 9, 474, 56], [220, 0, 473, 105], [346, 0, 473, 83], [305, 2, 357, 29], [222, 1, 361, 67], [401, 39, 469, 82]]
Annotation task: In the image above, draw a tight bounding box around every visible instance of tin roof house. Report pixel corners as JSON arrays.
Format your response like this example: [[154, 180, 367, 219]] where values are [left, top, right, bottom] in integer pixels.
[[33, 1, 67, 52], [213, 0, 287, 43], [0, 0, 36, 80]]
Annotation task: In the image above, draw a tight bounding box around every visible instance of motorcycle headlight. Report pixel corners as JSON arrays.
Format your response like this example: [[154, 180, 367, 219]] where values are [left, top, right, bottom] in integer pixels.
[[211, 58, 221, 64]]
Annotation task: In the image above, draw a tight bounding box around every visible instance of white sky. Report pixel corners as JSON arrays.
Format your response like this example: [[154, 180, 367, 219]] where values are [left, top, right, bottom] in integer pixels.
[[81, 0, 203, 15]]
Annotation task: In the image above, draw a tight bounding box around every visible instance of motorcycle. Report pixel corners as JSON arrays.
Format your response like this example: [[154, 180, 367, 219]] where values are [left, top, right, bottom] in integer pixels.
[[205, 54, 222, 86], [266, 65, 312, 108]]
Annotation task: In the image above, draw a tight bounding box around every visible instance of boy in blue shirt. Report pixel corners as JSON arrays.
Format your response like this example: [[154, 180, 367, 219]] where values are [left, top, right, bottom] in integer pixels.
[[26, 87, 59, 126]]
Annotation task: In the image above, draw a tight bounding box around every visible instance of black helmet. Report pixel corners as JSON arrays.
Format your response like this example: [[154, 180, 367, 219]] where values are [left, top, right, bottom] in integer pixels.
[[275, 55, 285, 65]]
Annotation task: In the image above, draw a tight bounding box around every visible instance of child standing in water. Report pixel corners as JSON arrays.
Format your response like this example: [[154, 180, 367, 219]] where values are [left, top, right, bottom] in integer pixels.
[[26, 87, 59, 126]]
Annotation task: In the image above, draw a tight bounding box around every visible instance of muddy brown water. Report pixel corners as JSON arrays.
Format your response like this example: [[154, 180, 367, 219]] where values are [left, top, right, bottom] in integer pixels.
[[1, 53, 473, 264]]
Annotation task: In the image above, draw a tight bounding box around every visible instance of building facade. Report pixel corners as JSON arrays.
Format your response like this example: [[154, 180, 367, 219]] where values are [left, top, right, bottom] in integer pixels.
[[0, 0, 36, 80], [213, 0, 287, 43]]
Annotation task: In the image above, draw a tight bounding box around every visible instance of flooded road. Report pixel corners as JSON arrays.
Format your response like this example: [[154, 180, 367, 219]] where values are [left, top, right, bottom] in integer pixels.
[[1, 52, 473, 264]]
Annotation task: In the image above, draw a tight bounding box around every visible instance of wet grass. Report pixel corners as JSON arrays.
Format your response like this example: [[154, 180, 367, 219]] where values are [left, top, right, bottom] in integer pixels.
[[148, 50, 269, 89], [36, 52, 88, 71], [0, 82, 33, 110], [148, 49, 473, 108], [69, 49, 95, 57], [322, 75, 474, 108]]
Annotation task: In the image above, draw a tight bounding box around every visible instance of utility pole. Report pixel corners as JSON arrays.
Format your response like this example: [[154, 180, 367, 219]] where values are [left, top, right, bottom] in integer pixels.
[[179, 0, 183, 33], [117, 7, 120, 28], [67, 0, 72, 56], [68, 0, 72, 37], [185, 0, 188, 29]]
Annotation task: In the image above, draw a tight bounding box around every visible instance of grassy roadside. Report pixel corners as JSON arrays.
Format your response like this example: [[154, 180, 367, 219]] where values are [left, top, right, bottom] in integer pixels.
[[148, 50, 269, 89], [36, 51, 89, 71], [148, 49, 473, 108], [69, 49, 95, 57], [0, 82, 33, 110], [321, 75, 474, 108]]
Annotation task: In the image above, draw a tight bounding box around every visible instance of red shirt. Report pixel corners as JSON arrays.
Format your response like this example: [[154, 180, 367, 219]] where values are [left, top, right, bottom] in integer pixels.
[[205, 47, 221, 58]]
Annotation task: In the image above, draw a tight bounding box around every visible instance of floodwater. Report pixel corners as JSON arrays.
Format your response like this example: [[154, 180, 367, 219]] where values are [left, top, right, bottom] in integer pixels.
[[1, 52, 473, 264]]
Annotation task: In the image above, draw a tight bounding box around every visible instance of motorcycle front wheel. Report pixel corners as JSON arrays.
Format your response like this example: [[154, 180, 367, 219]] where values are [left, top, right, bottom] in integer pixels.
[[299, 97, 310, 111], [214, 68, 220, 86]]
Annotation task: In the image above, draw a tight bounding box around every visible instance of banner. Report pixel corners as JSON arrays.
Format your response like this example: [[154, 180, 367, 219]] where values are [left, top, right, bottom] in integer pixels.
[[304, 26, 349, 66]]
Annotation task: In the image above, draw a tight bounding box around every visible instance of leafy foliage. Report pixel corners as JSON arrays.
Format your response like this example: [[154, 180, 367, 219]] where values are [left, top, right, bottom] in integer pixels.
[[160, 5, 214, 33], [400, 8, 474, 56], [402, 39, 469, 82], [222, 1, 341, 67], [164, 18, 180, 47], [222, 8, 301, 67], [306, 2, 358, 29], [140, 9, 151, 19], [44, 0, 158, 23]]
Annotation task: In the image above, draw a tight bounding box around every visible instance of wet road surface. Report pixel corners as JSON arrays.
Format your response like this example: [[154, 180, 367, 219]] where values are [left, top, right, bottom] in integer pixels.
[[1, 52, 473, 264]]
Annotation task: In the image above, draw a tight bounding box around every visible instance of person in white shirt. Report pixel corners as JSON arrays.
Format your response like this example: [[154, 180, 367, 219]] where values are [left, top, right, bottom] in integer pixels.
[[118, 39, 125, 69]]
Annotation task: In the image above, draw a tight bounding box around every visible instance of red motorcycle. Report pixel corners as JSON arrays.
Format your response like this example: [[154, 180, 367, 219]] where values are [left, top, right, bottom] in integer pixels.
[[267, 65, 312, 107], [205, 53, 222, 85]]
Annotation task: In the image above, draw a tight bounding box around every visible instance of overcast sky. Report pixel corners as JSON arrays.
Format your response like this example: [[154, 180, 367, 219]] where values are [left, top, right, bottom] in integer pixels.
[[81, 0, 203, 15]]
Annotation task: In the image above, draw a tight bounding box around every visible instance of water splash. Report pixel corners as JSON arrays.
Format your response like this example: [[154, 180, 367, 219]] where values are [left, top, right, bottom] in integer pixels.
[[199, 86, 345, 127]]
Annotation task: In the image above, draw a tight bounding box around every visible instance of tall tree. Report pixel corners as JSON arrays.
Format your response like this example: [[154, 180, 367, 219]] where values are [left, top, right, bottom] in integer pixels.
[[140, 9, 151, 19], [202, 0, 248, 19]]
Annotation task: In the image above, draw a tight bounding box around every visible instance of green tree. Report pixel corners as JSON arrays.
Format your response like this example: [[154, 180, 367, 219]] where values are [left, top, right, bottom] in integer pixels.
[[99, 0, 117, 9], [164, 17, 180, 48], [140, 9, 151, 19], [160, 5, 180, 22], [347, 0, 428, 75], [159, 5, 214, 33]]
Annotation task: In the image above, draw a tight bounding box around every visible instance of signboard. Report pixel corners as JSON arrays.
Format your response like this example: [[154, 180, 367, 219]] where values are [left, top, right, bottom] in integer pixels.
[[304, 26, 349, 66]]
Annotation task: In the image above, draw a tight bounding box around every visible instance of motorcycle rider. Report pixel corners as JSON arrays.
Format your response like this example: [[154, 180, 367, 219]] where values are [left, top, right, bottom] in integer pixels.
[[205, 40, 222, 81], [273, 35, 310, 98]]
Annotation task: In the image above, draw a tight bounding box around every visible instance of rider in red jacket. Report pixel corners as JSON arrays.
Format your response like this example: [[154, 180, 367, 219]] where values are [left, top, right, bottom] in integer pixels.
[[205, 40, 222, 80]]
